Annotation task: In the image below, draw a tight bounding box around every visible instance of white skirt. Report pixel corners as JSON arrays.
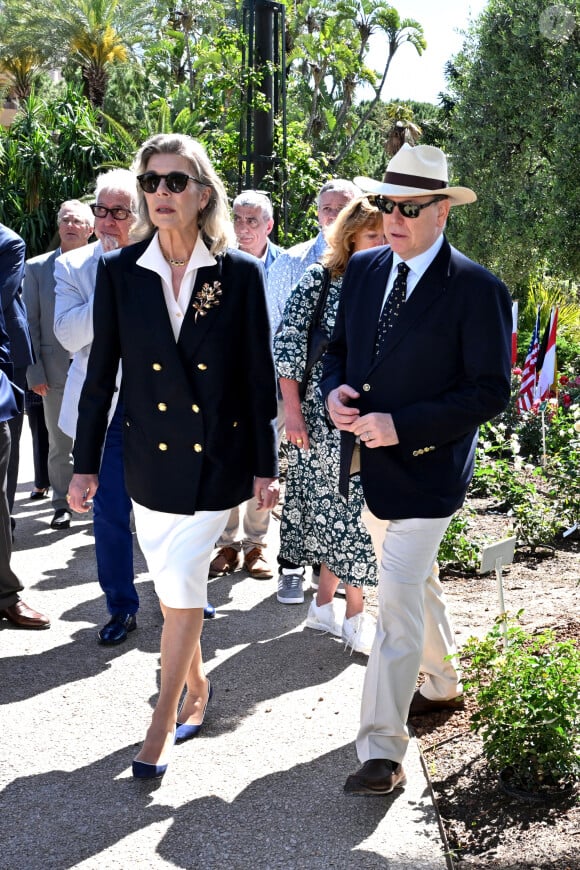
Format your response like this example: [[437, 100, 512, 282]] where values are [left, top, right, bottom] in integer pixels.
[[132, 501, 230, 608]]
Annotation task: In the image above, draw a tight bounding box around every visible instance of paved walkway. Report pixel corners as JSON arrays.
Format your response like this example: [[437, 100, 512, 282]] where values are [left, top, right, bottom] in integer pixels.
[[0, 428, 450, 869]]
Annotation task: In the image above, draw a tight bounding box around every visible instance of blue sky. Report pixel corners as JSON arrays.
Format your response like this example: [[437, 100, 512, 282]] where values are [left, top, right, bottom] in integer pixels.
[[366, 0, 489, 104]]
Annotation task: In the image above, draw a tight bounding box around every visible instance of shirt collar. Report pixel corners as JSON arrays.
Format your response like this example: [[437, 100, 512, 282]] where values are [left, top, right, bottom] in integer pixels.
[[392, 233, 445, 281], [137, 232, 216, 277]]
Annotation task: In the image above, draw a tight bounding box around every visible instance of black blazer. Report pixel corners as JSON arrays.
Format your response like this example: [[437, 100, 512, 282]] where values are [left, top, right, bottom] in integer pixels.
[[321, 238, 512, 520], [73, 238, 278, 515]]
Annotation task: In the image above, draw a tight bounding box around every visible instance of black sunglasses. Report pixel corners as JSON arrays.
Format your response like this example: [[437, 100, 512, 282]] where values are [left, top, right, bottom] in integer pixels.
[[90, 204, 133, 221], [136, 172, 204, 194], [371, 195, 445, 219]]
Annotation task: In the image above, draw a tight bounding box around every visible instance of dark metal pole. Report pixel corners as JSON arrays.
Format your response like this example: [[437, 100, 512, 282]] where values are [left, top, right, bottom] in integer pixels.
[[253, 1, 274, 189]]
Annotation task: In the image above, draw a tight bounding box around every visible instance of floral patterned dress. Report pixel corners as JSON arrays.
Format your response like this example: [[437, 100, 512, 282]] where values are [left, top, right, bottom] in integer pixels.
[[273, 263, 377, 587]]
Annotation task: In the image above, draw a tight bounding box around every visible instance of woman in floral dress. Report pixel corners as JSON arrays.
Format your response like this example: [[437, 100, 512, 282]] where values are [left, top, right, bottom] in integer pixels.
[[274, 197, 385, 654]]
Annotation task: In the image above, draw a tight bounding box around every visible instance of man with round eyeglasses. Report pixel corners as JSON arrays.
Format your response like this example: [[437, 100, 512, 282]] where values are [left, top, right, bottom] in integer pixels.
[[321, 144, 512, 797], [54, 170, 141, 646]]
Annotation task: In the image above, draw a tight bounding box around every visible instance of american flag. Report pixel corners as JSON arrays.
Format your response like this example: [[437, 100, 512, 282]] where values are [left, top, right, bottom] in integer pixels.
[[516, 309, 541, 412]]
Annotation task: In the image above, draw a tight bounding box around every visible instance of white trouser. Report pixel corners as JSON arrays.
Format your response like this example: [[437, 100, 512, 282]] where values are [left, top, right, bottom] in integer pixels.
[[357, 509, 461, 765]]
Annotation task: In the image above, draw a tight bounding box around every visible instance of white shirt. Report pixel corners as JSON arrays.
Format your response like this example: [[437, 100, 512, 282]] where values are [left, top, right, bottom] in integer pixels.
[[380, 234, 445, 311], [137, 234, 217, 341]]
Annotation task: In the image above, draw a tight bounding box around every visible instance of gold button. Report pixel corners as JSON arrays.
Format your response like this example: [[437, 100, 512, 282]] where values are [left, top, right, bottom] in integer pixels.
[[418, 448, 424, 455], [157, 402, 167, 412], [412, 450, 418, 457], [233, 421, 238, 428], [152, 363, 162, 371], [158, 442, 168, 451], [192, 404, 200, 413], [362, 383, 371, 392], [429, 445, 435, 451], [193, 443, 202, 453], [197, 363, 207, 371]]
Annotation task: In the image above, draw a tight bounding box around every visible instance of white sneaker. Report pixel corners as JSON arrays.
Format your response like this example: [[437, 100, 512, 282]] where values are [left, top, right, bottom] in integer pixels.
[[342, 611, 377, 656], [305, 599, 343, 637]]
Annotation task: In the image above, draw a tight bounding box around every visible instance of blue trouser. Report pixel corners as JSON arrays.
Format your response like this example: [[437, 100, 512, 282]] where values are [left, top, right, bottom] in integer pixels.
[[93, 402, 138, 616]]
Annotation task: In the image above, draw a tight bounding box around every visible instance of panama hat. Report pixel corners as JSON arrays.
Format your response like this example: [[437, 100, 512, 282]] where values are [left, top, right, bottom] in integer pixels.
[[355, 144, 476, 206]]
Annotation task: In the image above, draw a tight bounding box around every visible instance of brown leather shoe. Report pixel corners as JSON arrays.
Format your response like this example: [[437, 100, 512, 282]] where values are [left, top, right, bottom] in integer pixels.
[[243, 547, 273, 578], [344, 759, 406, 795], [408, 689, 464, 718], [209, 547, 240, 577], [0, 599, 51, 629]]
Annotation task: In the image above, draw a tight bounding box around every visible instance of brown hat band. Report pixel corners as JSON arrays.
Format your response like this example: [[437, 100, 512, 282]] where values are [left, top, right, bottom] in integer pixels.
[[384, 171, 447, 190]]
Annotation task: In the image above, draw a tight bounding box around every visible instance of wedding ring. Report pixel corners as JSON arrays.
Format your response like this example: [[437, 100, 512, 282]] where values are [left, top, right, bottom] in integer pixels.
[[364, 431, 371, 441], [296, 438, 303, 444]]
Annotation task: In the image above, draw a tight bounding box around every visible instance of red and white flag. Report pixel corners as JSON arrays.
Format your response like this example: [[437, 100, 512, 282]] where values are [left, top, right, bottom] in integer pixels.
[[511, 301, 518, 366], [536, 308, 558, 402], [516, 308, 540, 413]]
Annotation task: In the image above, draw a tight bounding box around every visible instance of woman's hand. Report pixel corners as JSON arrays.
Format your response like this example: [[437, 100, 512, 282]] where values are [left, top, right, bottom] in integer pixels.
[[279, 376, 309, 450], [67, 473, 99, 513]]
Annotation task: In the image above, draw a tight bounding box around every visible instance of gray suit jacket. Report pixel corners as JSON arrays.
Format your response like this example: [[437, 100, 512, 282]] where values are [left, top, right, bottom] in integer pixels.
[[23, 249, 71, 390]]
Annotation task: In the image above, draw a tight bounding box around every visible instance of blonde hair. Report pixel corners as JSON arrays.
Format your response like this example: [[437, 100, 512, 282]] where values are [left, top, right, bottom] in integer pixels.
[[131, 134, 234, 254], [322, 197, 383, 277]]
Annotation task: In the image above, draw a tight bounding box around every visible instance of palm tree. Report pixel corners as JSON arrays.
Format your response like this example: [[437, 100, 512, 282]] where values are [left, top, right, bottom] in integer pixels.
[[1, 0, 148, 108], [331, 3, 425, 167]]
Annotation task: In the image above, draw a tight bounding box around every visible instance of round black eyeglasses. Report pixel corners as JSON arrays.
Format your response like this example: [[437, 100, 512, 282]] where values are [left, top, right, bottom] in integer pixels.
[[90, 204, 133, 221]]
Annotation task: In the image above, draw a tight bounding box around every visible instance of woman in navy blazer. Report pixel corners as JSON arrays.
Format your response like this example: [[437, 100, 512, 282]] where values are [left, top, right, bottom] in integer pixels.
[[69, 134, 279, 779]]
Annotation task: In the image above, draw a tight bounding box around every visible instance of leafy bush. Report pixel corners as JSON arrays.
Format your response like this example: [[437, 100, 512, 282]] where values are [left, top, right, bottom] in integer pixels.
[[461, 617, 580, 793], [438, 509, 483, 572]]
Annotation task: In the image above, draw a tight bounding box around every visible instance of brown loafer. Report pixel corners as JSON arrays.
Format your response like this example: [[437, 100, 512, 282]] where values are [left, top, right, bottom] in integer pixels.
[[408, 689, 464, 718], [243, 547, 273, 579], [344, 759, 406, 795], [0, 599, 51, 629], [209, 547, 240, 577]]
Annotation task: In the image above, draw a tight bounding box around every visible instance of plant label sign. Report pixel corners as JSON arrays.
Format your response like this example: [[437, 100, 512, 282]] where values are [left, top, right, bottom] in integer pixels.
[[478, 536, 517, 574]]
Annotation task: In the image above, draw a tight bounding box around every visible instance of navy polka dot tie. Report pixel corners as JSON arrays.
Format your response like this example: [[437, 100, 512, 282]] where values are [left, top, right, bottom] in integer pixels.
[[374, 262, 410, 357]]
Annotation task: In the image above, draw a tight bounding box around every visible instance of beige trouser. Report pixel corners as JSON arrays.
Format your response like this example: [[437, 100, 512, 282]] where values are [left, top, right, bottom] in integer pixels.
[[216, 400, 286, 553], [357, 509, 462, 765]]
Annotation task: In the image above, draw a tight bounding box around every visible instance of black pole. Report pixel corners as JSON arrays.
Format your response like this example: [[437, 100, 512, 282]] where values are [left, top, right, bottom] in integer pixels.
[[253, 1, 274, 189]]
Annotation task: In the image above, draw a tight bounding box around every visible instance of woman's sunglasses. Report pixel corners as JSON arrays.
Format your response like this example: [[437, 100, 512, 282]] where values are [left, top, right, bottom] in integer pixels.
[[370, 195, 446, 219], [137, 172, 204, 194]]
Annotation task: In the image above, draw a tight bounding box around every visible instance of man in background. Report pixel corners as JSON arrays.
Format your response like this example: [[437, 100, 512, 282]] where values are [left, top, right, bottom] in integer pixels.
[[209, 190, 283, 580], [23, 200, 94, 530]]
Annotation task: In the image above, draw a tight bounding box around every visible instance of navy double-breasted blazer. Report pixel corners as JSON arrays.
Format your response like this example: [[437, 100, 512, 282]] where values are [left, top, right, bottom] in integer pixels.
[[73, 238, 278, 515], [320, 238, 512, 520]]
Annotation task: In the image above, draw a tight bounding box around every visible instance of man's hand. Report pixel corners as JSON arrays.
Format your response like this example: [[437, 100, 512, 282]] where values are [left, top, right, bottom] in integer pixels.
[[31, 383, 49, 397], [352, 412, 399, 448], [68, 473, 99, 513], [327, 384, 360, 431], [254, 477, 280, 511]]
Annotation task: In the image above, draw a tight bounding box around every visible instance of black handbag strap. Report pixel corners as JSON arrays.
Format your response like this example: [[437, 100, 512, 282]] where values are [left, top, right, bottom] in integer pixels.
[[311, 266, 331, 330]]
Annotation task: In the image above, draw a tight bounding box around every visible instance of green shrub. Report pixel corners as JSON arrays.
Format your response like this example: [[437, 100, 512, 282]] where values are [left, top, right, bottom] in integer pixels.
[[461, 617, 580, 793]]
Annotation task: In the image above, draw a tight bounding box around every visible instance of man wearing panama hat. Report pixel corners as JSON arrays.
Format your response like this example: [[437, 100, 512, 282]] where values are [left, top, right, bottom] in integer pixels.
[[321, 144, 512, 796]]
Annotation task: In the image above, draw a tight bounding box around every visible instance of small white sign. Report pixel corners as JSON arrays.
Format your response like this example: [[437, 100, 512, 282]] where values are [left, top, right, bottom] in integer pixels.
[[479, 536, 517, 574]]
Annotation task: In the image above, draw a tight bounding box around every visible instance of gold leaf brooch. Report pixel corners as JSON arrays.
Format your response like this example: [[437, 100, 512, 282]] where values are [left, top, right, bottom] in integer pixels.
[[192, 281, 222, 323]]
